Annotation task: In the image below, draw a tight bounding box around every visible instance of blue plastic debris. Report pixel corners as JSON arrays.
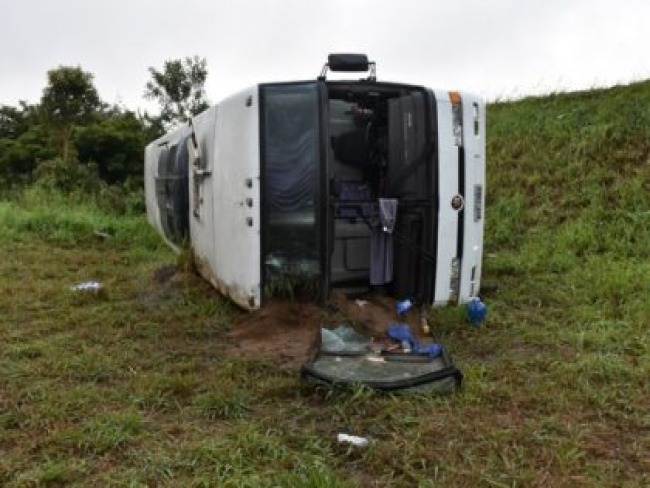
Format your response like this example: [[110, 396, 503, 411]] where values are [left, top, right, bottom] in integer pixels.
[[466, 297, 487, 327], [396, 299, 413, 317], [387, 323, 415, 348], [416, 343, 443, 357], [386, 323, 442, 358]]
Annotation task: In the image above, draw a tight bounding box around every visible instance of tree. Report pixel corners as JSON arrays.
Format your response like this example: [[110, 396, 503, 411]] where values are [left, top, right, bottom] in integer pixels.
[[144, 56, 209, 129], [0, 102, 33, 139], [0, 125, 55, 186], [0, 102, 53, 187], [40, 66, 102, 161], [74, 110, 150, 184]]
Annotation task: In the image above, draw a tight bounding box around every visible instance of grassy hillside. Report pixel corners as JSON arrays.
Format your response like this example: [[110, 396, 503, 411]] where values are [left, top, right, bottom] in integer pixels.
[[1, 82, 649, 487]]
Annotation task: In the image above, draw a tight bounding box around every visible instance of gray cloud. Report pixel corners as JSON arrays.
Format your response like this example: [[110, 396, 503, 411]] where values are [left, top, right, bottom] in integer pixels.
[[1, 0, 648, 112]]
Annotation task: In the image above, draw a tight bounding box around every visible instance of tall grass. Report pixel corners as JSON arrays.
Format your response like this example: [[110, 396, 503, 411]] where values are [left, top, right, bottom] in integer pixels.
[[0, 186, 162, 251]]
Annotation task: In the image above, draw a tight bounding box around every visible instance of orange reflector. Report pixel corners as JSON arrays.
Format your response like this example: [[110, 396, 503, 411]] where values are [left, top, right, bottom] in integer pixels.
[[449, 91, 461, 106]]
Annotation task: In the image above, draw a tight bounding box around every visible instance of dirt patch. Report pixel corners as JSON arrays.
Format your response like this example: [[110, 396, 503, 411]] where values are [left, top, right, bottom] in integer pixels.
[[225, 300, 325, 368], [148, 265, 426, 369], [328, 292, 420, 337], [148, 266, 426, 369], [151, 264, 177, 284], [224, 292, 422, 369]]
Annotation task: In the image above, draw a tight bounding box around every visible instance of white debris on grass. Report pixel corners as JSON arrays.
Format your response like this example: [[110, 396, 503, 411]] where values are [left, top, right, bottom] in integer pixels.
[[71, 281, 102, 292], [337, 433, 372, 447]]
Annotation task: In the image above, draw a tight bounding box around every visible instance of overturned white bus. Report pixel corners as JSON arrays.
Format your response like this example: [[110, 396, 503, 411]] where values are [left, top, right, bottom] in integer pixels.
[[144, 54, 485, 311]]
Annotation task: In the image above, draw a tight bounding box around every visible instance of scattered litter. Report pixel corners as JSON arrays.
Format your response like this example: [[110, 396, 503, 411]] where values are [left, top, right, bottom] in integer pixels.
[[396, 298, 413, 317], [337, 433, 372, 447], [224, 293, 463, 391], [386, 323, 442, 358], [420, 316, 430, 335], [71, 281, 102, 292], [302, 299, 463, 392], [355, 299, 369, 308], [413, 342, 442, 357], [466, 297, 487, 327]]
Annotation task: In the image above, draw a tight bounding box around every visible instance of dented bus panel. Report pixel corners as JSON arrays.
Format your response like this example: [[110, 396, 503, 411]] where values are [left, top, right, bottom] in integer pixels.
[[144, 55, 485, 310]]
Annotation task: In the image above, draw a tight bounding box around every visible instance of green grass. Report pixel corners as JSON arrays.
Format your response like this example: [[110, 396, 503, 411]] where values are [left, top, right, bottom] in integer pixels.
[[1, 81, 650, 486]]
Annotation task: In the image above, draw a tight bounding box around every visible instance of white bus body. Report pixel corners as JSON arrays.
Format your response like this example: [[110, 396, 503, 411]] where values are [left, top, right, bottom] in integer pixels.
[[145, 57, 485, 310]]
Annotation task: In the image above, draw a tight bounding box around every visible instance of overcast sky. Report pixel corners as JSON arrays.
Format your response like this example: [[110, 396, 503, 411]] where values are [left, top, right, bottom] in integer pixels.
[[1, 0, 648, 113]]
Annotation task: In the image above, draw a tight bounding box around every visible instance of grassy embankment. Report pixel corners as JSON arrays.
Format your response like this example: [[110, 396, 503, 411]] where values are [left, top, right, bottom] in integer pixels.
[[1, 81, 649, 486]]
